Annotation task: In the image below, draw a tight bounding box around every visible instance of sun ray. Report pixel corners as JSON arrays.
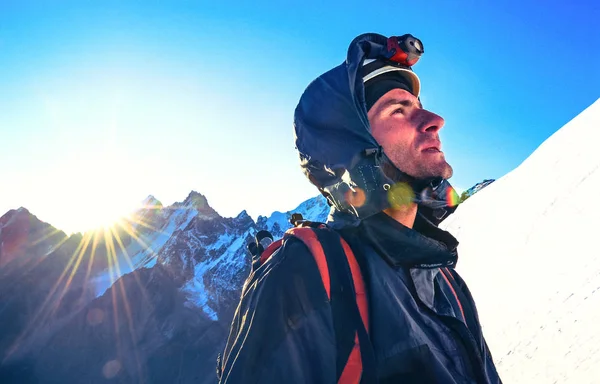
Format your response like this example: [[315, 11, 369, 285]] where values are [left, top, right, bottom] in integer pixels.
[[112, 220, 154, 305], [36, 231, 93, 319], [29, 227, 66, 247], [84, 230, 101, 285], [109, 222, 139, 274], [103, 227, 124, 358], [19, 231, 73, 277], [117, 219, 158, 258], [50, 232, 96, 318], [127, 215, 167, 235], [44, 232, 71, 253], [109, 225, 145, 380], [5, 231, 93, 360]]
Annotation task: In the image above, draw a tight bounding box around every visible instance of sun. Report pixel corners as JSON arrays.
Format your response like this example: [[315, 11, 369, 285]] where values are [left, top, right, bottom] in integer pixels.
[[54, 148, 141, 234], [58, 184, 136, 235], [71, 199, 132, 233]]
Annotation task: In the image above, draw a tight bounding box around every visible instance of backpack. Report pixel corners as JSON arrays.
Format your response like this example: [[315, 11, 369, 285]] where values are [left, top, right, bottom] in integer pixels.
[[246, 213, 378, 384]]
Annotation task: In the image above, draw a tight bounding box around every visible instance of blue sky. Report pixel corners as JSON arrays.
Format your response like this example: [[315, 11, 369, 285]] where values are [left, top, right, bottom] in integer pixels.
[[1, 0, 598, 234]]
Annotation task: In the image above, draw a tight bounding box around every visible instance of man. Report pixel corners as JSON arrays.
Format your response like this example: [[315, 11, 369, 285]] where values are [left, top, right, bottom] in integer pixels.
[[218, 33, 501, 383]]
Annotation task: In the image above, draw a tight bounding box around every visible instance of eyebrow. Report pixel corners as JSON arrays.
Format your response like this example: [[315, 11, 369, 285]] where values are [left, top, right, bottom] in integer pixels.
[[379, 98, 423, 110]]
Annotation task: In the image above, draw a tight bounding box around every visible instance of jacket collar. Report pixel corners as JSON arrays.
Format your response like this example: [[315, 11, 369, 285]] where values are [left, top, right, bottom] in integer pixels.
[[355, 210, 458, 269]]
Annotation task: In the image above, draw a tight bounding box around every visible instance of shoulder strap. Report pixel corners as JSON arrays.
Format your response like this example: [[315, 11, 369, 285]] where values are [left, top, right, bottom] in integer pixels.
[[287, 226, 377, 384], [258, 238, 284, 266]]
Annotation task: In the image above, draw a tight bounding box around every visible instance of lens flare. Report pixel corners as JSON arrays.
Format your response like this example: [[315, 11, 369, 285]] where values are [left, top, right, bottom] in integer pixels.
[[87, 308, 105, 326], [102, 360, 122, 379], [345, 187, 367, 208], [387, 182, 415, 209], [446, 186, 460, 207]]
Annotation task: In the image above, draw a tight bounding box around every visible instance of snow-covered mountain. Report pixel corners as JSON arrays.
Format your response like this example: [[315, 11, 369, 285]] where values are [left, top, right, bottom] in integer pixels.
[[86, 191, 330, 321], [0, 191, 330, 383], [442, 98, 600, 383]]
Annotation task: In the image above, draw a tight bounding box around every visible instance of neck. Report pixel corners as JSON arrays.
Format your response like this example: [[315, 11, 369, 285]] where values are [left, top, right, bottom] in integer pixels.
[[383, 203, 418, 229]]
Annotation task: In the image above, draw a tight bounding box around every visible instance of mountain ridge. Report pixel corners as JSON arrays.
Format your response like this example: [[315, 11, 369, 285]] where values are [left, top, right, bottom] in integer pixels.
[[0, 191, 332, 383]]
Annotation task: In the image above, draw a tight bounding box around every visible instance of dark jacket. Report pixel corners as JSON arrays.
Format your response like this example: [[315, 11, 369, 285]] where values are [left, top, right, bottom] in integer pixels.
[[218, 211, 501, 383]]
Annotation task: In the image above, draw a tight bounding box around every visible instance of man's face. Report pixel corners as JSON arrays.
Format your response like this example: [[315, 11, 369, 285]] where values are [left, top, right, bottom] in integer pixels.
[[367, 88, 453, 180]]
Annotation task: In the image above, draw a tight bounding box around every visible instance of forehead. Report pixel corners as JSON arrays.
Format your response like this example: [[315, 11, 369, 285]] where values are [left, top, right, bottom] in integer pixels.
[[368, 88, 422, 117], [380, 88, 419, 104]]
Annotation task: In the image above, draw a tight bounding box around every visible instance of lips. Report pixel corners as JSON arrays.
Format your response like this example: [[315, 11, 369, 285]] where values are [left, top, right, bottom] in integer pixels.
[[421, 141, 442, 152]]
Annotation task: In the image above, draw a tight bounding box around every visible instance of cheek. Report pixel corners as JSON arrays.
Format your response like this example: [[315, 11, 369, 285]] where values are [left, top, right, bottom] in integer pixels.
[[377, 127, 411, 153], [371, 120, 397, 146], [370, 116, 414, 155], [371, 128, 385, 146]]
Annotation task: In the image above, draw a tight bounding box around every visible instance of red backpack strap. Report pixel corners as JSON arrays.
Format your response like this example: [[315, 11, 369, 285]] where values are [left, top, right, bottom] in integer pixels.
[[258, 238, 284, 266], [337, 236, 369, 384], [439, 267, 466, 322], [256, 230, 331, 299], [287, 227, 332, 299], [286, 226, 374, 384]]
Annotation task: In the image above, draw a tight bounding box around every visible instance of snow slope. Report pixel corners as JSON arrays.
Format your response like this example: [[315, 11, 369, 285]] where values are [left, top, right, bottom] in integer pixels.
[[181, 228, 253, 321], [442, 98, 600, 383]]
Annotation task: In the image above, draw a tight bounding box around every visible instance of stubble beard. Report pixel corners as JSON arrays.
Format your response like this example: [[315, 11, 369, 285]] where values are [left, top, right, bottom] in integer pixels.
[[389, 147, 454, 181]]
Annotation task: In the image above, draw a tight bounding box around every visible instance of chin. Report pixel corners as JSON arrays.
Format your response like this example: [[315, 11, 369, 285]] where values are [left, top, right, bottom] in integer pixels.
[[439, 165, 453, 180], [392, 157, 453, 180], [421, 163, 453, 180]]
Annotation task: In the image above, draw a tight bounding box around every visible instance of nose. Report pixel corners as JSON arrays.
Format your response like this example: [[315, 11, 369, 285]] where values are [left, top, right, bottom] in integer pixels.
[[418, 108, 445, 134]]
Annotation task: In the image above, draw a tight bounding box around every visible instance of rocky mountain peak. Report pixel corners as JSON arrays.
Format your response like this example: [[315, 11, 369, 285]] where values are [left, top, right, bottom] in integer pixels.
[[235, 210, 249, 219], [142, 195, 163, 209], [0, 207, 30, 226], [182, 191, 219, 218], [0, 207, 67, 269], [233, 210, 254, 227]]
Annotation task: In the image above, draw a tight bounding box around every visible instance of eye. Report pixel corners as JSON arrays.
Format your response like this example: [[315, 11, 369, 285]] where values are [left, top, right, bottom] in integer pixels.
[[393, 108, 404, 115]]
